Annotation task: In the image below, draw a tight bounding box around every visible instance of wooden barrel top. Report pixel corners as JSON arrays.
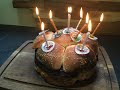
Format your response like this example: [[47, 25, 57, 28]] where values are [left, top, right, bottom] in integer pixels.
[[0, 40, 119, 90]]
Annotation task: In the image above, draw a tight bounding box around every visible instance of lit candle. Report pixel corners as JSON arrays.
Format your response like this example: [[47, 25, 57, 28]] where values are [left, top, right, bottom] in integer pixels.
[[49, 10, 58, 33], [70, 13, 89, 39], [81, 20, 92, 50], [92, 13, 104, 36], [36, 7, 42, 24], [79, 13, 89, 32], [76, 7, 83, 29], [68, 6, 72, 30], [41, 22, 49, 48]]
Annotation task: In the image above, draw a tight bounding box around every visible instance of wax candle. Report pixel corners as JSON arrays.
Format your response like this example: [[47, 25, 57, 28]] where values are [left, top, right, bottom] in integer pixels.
[[81, 20, 92, 50], [49, 10, 58, 33], [76, 7, 83, 29], [92, 13, 104, 36], [68, 7, 72, 30], [36, 7, 42, 24], [79, 13, 89, 32], [41, 22, 49, 48]]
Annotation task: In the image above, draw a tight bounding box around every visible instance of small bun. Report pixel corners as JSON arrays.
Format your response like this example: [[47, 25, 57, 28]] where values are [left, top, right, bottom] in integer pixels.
[[63, 45, 96, 72], [54, 34, 75, 47], [36, 42, 65, 70]]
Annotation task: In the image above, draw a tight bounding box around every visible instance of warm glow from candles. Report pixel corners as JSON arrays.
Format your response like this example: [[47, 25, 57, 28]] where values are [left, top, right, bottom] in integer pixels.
[[36, 7, 39, 15], [100, 13, 104, 22], [68, 7, 72, 13], [88, 20, 92, 32], [49, 10, 52, 19], [41, 22, 44, 31], [80, 7, 83, 18], [86, 13, 89, 23]]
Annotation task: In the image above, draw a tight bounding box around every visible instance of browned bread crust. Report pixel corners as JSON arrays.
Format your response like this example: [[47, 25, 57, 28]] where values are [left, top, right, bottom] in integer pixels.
[[54, 34, 75, 47], [35, 35, 97, 71], [34, 30, 98, 87], [63, 45, 97, 72], [36, 42, 65, 70]]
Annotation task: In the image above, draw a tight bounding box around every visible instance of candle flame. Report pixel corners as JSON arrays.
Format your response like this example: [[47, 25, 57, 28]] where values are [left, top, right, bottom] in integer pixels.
[[41, 22, 44, 31], [88, 20, 92, 32], [86, 13, 89, 23], [68, 7, 72, 13], [100, 13, 104, 22], [36, 7, 39, 16], [80, 7, 83, 18], [49, 10, 52, 19]]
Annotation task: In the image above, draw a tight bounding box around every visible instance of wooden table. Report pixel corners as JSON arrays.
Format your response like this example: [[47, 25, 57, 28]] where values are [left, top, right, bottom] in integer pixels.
[[0, 40, 119, 90]]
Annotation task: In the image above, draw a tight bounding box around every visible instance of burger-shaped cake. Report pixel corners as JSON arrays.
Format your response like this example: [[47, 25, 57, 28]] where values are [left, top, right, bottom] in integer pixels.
[[33, 26, 98, 87]]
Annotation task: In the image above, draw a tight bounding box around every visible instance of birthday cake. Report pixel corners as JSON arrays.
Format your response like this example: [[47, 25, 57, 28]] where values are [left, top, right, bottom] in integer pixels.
[[33, 27, 98, 87], [32, 6, 104, 87]]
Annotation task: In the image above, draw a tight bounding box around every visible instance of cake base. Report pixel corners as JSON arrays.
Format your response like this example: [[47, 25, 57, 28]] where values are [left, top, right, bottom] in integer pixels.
[[34, 64, 97, 87], [34, 54, 97, 87]]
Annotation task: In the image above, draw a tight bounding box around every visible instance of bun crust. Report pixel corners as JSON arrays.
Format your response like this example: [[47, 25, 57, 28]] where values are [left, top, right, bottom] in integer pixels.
[[54, 34, 75, 47], [63, 45, 96, 72], [36, 40, 97, 72], [36, 42, 65, 70]]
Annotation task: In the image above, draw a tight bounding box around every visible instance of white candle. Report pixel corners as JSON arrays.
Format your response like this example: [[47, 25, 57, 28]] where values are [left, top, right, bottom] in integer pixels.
[[41, 22, 49, 48], [68, 7, 72, 30], [81, 20, 92, 50], [81, 32, 90, 50], [76, 7, 83, 29]]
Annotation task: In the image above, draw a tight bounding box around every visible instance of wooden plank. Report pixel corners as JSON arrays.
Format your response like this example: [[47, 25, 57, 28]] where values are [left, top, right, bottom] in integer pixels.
[[33, 8, 120, 21], [44, 0, 120, 12], [0, 40, 33, 76], [12, 0, 44, 8], [0, 78, 58, 90], [0, 40, 119, 90], [99, 46, 119, 90], [12, 0, 120, 12]]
